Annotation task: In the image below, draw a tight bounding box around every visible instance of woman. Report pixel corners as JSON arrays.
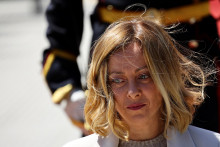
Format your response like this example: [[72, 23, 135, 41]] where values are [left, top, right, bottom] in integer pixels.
[[63, 18, 220, 147]]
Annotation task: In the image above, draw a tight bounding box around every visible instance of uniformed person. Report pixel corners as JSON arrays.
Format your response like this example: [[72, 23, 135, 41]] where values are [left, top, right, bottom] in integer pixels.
[[42, 0, 220, 135]]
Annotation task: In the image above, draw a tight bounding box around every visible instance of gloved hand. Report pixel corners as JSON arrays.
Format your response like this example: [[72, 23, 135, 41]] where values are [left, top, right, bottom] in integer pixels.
[[64, 89, 92, 136]]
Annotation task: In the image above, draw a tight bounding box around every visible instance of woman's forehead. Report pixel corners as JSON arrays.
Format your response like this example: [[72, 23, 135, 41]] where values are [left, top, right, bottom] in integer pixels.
[[111, 42, 143, 57], [108, 43, 147, 72]]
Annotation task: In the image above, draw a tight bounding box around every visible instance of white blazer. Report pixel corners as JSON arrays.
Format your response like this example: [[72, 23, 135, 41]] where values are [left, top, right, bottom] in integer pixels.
[[63, 125, 220, 147]]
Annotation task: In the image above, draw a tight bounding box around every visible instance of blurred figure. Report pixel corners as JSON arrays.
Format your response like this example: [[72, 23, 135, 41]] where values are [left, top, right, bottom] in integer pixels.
[[42, 0, 220, 136]]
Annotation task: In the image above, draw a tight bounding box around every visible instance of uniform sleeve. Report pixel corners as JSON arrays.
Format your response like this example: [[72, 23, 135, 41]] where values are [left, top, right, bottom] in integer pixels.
[[42, 0, 84, 103]]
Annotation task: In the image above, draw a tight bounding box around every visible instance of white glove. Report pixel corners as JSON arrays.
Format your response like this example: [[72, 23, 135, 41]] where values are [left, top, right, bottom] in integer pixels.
[[64, 89, 86, 122]]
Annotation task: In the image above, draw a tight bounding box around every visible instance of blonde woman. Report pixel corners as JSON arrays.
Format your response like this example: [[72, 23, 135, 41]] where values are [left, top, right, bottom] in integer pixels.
[[63, 18, 220, 147]]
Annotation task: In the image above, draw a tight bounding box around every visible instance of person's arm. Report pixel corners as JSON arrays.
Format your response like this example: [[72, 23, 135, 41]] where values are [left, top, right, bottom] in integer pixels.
[[42, 0, 84, 104]]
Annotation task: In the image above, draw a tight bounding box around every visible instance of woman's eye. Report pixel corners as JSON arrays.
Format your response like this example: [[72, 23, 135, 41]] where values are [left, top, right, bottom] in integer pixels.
[[139, 74, 149, 79], [112, 78, 124, 83]]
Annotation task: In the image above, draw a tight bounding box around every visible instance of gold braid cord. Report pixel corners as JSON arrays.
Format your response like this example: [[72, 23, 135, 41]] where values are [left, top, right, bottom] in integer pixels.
[[98, 1, 209, 25]]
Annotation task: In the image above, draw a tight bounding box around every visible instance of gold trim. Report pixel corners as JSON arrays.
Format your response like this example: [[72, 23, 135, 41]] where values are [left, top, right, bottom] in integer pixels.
[[43, 53, 55, 77], [71, 119, 85, 129], [43, 49, 76, 77], [52, 84, 73, 103], [98, 1, 209, 25], [71, 119, 93, 135], [52, 49, 76, 61], [162, 1, 209, 25], [98, 6, 143, 23]]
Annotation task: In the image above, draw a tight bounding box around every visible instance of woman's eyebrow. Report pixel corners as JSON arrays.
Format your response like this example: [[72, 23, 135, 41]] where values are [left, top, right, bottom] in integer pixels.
[[135, 66, 148, 73], [109, 66, 148, 75], [108, 71, 124, 75]]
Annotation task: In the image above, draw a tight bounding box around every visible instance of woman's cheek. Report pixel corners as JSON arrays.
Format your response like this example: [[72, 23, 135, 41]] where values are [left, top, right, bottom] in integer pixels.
[[112, 85, 127, 98]]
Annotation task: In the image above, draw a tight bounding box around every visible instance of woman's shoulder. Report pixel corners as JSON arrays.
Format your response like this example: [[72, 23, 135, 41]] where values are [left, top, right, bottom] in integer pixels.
[[62, 134, 99, 147], [188, 125, 220, 146]]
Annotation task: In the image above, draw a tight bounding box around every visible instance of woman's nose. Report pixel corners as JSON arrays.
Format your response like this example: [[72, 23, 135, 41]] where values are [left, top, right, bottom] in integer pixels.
[[127, 81, 141, 99]]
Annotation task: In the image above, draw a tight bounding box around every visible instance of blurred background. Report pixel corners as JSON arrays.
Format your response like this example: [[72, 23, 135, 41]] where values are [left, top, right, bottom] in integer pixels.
[[0, 0, 96, 146]]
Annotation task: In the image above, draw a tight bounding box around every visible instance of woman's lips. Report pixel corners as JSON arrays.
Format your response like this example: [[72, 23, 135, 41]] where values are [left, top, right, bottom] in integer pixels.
[[127, 104, 146, 110]]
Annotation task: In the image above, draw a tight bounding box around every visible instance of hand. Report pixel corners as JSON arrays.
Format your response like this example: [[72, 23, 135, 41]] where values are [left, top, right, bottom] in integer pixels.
[[64, 90, 93, 135], [64, 98, 85, 122]]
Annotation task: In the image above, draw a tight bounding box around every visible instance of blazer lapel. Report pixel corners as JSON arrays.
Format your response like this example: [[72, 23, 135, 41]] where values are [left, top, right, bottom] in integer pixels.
[[167, 127, 195, 147]]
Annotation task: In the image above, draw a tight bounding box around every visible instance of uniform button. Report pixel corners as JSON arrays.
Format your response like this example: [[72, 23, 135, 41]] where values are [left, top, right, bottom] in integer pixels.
[[188, 40, 199, 49], [189, 17, 196, 24], [107, 5, 114, 10]]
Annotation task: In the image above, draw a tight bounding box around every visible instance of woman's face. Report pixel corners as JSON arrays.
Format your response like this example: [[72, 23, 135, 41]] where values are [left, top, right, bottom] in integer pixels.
[[108, 42, 163, 128]]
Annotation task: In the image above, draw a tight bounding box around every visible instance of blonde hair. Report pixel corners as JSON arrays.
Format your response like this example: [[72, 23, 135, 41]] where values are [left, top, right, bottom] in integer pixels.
[[84, 17, 215, 140]]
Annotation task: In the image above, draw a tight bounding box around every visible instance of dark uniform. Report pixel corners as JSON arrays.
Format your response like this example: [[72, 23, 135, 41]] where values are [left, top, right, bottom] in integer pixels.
[[42, 0, 219, 133]]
